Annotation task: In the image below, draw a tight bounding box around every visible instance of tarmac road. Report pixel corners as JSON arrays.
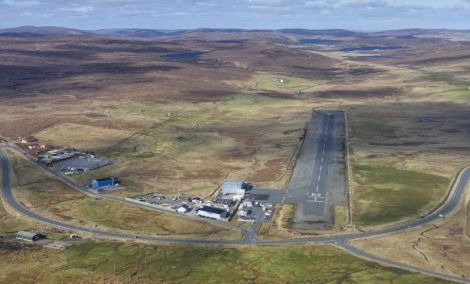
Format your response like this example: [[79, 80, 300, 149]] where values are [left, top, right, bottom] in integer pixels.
[[2, 149, 470, 282]]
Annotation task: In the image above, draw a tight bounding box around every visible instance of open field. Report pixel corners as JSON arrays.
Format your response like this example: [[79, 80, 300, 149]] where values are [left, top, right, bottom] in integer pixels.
[[6, 150, 241, 239], [334, 205, 349, 227], [1, 91, 312, 198], [347, 99, 470, 226], [352, 183, 470, 279], [0, 241, 451, 284], [353, 164, 449, 226], [257, 204, 297, 239], [247, 73, 323, 93], [0, 202, 32, 234], [36, 123, 133, 151]]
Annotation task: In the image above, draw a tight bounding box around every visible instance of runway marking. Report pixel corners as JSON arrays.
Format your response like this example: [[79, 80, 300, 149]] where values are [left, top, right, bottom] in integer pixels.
[[306, 193, 325, 203], [316, 185, 319, 192], [318, 175, 321, 181]]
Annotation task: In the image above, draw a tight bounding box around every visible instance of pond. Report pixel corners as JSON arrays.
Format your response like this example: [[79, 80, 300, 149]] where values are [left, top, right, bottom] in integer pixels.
[[161, 51, 205, 61], [299, 38, 339, 45], [338, 46, 403, 52]]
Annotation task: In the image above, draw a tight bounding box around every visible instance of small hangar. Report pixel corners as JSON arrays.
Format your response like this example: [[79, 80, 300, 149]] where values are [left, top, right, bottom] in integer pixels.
[[197, 206, 229, 220], [16, 231, 45, 242]]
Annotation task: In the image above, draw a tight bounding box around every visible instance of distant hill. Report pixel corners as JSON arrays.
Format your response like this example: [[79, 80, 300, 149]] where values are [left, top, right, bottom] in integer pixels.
[[92, 29, 189, 38], [0, 26, 90, 37], [277, 29, 361, 37], [1, 26, 469, 40]]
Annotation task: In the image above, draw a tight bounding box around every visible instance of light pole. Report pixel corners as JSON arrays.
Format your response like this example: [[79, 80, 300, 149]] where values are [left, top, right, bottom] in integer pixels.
[[177, 177, 181, 200], [154, 176, 157, 195]]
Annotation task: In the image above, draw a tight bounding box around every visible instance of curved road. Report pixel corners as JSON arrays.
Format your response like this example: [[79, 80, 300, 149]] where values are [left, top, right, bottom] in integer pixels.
[[1, 148, 469, 283]]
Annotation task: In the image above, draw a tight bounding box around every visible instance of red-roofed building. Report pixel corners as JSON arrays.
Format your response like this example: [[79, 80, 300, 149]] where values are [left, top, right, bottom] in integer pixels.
[[20, 136, 39, 144]]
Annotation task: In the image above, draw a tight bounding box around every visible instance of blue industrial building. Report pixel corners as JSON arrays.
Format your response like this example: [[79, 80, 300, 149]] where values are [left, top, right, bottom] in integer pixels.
[[90, 177, 115, 188]]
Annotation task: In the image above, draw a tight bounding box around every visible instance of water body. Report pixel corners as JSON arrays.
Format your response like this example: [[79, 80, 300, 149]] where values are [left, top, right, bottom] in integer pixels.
[[161, 51, 204, 61], [346, 55, 399, 59], [339, 46, 403, 52], [299, 38, 339, 45]]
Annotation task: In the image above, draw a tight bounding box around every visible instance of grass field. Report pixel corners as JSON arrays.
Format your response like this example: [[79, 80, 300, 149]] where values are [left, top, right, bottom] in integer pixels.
[[353, 164, 449, 226], [349, 112, 400, 147], [36, 123, 133, 151], [0, 241, 451, 284], [334, 205, 349, 227], [59, 93, 307, 196], [0, 203, 32, 234], [39, 198, 241, 238], [353, 182, 470, 279], [439, 88, 470, 101], [256, 204, 296, 239], [424, 74, 469, 88], [251, 73, 319, 93], [276, 203, 296, 229]]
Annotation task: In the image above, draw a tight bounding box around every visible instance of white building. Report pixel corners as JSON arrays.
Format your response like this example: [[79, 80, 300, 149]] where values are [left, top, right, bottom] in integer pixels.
[[177, 204, 190, 213], [197, 206, 229, 220], [221, 180, 246, 196], [238, 208, 250, 217]]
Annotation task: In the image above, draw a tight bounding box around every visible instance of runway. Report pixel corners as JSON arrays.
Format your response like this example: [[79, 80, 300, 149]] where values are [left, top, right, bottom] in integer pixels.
[[286, 111, 347, 228]]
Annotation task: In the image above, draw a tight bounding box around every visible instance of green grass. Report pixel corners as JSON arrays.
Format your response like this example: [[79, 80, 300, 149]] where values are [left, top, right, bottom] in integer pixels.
[[353, 164, 449, 226], [440, 88, 470, 101], [0, 242, 449, 283], [39, 197, 238, 237], [0, 204, 32, 234], [334, 205, 349, 227], [218, 93, 300, 117], [277, 204, 296, 229], [349, 113, 400, 147], [99, 127, 219, 161], [254, 74, 316, 92], [59, 241, 449, 284], [424, 74, 469, 87]]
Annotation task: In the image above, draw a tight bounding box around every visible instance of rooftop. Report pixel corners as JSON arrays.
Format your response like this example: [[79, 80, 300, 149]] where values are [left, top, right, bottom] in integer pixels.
[[199, 206, 227, 214], [16, 231, 39, 238], [223, 180, 244, 186], [93, 177, 114, 182], [221, 180, 246, 193]]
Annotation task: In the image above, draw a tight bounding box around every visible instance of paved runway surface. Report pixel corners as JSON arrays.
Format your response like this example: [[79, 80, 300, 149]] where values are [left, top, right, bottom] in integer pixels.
[[286, 111, 346, 227]]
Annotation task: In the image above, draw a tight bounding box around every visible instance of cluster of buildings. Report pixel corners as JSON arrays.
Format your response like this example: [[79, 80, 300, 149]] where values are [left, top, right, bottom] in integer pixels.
[[39, 148, 82, 164], [17, 136, 81, 164], [195, 180, 250, 220], [127, 180, 251, 222], [16, 136, 48, 160], [17, 135, 117, 188]]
